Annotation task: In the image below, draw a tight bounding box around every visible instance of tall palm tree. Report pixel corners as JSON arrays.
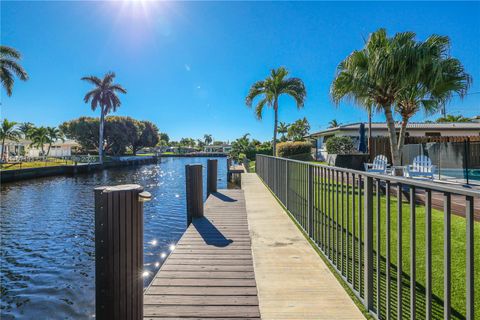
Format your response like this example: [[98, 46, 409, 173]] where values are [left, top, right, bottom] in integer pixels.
[[0, 119, 20, 160], [204, 134, 213, 146], [394, 36, 471, 152], [81, 72, 127, 163], [328, 119, 341, 128], [1, 46, 29, 96], [331, 29, 471, 168], [29, 127, 49, 157], [278, 122, 289, 141], [436, 114, 472, 123], [246, 67, 306, 156], [46, 126, 64, 156], [18, 122, 35, 139]]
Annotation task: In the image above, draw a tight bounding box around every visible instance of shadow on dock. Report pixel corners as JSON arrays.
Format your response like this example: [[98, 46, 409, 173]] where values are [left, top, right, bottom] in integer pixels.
[[192, 217, 234, 247]]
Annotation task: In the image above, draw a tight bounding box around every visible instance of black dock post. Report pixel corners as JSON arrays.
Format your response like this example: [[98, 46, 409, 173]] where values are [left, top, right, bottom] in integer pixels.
[[207, 159, 218, 195], [94, 184, 151, 320], [185, 164, 204, 226]]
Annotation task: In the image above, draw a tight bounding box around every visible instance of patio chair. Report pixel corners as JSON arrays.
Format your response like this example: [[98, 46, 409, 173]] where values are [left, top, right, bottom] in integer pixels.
[[404, 155, 436, 179], [364, 155, 389, 174]]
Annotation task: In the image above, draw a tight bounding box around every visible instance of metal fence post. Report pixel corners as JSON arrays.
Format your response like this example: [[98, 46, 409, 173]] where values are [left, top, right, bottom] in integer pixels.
[[185, 164, 204, 225], [207, 159, 218, 195], [308, 164, 314, 238], [364, 176, 374, 311], [466, 196, 474, 320], [285, 160, 289, 209], [94, 184, 151, 320]]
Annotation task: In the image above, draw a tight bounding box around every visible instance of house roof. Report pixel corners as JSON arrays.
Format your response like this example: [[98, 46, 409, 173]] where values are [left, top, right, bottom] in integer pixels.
[[308, 122, 480, 137]]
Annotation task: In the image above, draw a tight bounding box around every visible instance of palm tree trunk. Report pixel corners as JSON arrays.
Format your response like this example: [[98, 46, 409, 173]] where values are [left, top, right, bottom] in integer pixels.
[[1, 137, 6, 161], [47, 143, 52, 156], [273, 99, 278, 157], [397, 116, 409, 155], [99, 108, 105, 164], [368, 107, 372, 153], [384, 105, 401, 170]]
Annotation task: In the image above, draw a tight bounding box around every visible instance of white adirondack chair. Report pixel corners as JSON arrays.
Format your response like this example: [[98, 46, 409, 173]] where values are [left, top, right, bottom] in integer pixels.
[[364, 155, 389, 174], [404, 155, 436, 179]]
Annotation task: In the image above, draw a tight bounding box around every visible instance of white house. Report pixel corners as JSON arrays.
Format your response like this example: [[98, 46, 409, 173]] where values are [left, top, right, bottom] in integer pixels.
[[308, 122, 480, 160], [203, 144, 232, 153], [1, 139, 79, 160]]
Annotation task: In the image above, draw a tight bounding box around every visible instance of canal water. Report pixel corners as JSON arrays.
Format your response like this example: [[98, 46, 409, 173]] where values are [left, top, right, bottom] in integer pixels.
[[0, 157, 227, 319]]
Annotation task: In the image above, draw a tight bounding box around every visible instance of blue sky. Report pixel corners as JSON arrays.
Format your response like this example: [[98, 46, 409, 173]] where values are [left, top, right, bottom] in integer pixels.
[[1, 1, 479, 142]]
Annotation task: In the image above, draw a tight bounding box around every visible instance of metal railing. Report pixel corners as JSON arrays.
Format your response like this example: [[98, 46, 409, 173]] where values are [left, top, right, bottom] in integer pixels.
[[256, 154, 478, 320]]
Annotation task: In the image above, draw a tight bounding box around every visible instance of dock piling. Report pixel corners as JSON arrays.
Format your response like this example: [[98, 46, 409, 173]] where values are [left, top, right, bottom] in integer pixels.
[[185, 164, 204, 225], [207, 159, 218, 195], [94, 184, 150, 320]]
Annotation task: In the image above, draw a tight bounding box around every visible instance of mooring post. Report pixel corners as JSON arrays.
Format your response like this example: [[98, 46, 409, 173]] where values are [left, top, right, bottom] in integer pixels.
[[227, 157, 232, 182], [94, 184, 151, 320], [207, 159, 218, 195], [185, 164, 204, 226]]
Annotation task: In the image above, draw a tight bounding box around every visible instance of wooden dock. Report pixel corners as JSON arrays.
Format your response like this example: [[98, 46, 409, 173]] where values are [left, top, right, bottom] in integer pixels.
[[143, 189, 260, 319]]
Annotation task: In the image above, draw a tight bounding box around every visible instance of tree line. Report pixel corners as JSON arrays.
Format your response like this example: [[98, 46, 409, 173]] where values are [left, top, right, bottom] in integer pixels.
[[60, 116, 159, 156]]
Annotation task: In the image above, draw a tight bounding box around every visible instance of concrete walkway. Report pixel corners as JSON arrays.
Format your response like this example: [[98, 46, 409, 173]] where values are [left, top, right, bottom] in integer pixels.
[[242, 173, 365, 320]]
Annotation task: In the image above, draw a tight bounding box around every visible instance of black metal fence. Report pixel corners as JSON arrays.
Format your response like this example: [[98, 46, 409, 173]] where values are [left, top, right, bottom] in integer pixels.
[[256, 154, 478, 320]]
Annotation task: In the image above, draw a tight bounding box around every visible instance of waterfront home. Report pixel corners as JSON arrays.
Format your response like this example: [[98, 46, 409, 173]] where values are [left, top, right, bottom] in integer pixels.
[[203, 144, 232, 154], [308, 122, 480, 160], [1, 139, 79, 160]]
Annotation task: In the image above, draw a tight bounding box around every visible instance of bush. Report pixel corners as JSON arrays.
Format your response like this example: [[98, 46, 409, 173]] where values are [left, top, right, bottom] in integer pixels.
[[286, 152, 313, 161], [277, 141, 312, 158], [245, 146, 272, 160], [325, 136, 355, 155]]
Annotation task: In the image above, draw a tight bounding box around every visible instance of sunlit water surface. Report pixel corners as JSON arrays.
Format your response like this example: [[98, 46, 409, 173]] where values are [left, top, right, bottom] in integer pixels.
[[0, 157, 227, 319]]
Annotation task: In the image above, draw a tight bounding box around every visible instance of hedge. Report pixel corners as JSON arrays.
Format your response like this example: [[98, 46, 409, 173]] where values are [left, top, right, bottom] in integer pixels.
[[245, 147, 273, 160], [325, 136, 355, 154], [277, 141, 312, 158]]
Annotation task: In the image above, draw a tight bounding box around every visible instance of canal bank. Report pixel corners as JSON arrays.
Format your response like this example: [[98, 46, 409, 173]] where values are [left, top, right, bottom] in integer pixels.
[[0, 156, 158, 183]]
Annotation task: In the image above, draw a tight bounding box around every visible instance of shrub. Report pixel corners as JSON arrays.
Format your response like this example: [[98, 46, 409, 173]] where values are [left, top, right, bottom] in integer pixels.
[[245, 146, 272, 160], [277, 141, 312, 158], [325, 136, 355, 154]]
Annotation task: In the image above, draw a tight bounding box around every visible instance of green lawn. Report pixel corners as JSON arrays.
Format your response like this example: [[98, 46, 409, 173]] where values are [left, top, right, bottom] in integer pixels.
[[309, 160, 329, 165], [248, 160, 256, 173], [0, 159, 76, 170], [283, 172, 479, 320]]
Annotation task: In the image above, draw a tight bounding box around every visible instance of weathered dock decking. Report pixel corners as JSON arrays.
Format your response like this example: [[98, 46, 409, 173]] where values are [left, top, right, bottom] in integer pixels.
[[243, 173, 364, 319], [144, 189, 260, 319]]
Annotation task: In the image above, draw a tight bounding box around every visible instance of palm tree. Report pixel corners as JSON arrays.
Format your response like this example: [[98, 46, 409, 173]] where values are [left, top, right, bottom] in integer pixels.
[[278, 122, 289, 141], [328, 119, 341, 128], [81, 72, 127, 163], [394, 36, 471, 152], [246, 67, 306, 156], [18, 122, 35, 139], [0, 46, 29, 97], [46, 126, 64, 156], [331, 29, 471, 168], [204, 134, 213, 146], [436, 114, 472, 123], [230, 134, 253, 159], [29, 127, 49, 157], [0, 119, 20, 160]]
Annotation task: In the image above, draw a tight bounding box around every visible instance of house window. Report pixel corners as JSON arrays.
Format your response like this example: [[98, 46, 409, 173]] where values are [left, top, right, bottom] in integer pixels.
[[425, 132, 441, 137]]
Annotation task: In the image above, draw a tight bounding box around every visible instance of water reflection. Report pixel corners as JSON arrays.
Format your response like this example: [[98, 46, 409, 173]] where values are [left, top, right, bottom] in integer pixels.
[[0, 157, 226, 319]]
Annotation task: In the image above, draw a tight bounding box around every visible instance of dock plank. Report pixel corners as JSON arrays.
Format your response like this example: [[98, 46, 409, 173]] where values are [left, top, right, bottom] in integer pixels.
[[144, 190, 260, 319]]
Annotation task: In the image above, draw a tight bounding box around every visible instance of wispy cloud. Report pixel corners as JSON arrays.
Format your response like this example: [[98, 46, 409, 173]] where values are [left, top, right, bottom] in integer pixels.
[[184, 64, 191, 72]]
